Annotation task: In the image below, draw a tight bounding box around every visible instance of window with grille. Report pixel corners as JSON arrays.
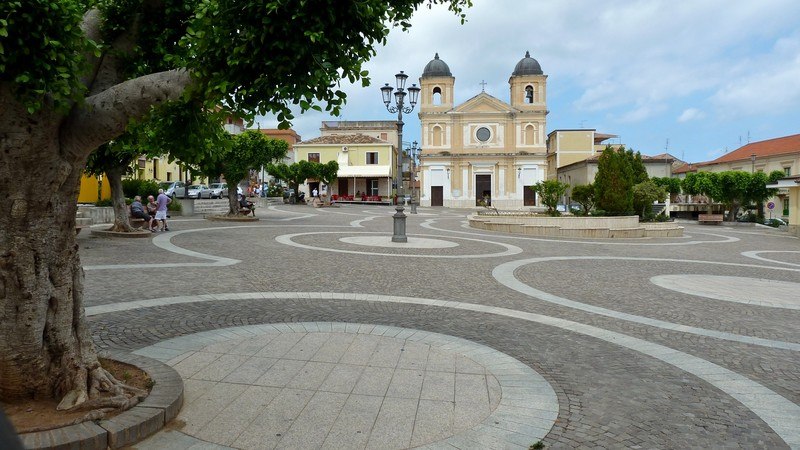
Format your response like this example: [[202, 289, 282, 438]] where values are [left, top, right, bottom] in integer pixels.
[[308, 153, 320, 163]]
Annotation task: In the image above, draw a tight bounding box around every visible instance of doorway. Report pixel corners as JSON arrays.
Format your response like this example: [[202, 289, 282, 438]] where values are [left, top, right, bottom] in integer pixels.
[[308, 181, 320, 197], [338, 178, 349, 196], [524, 185, 536, 206], [475, 174, 491, 206], [431, 186, 443, 206]]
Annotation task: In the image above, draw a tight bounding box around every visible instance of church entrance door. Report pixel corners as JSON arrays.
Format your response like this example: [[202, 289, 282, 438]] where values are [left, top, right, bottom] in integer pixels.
[[431, 186, 443, 206], [524, 185, 536, 206], [475, 174, 492, 206]]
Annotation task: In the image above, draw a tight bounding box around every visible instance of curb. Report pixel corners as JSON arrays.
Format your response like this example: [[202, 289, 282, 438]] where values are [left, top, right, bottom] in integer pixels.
[[90, 228, 153, 239], [205, 215, 259, 222], [19, 352, 183, 449]]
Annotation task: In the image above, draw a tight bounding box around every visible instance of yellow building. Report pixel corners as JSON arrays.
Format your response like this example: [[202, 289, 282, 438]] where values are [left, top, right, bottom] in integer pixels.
[[418, 52, 548, 208], [679, 134, 800, 220], [546, 129, 621, 179], [293, 134, 396, 198]]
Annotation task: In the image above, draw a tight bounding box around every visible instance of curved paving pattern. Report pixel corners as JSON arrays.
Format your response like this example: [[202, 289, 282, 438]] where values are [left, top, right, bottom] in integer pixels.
[[651, 275, 800, 310], [77, 204, 800, 448], [132, 323, 557, 449]]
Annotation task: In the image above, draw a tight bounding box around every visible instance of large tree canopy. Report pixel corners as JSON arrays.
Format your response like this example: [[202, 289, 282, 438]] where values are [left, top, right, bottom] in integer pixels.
[[0, 0, 472, 415]]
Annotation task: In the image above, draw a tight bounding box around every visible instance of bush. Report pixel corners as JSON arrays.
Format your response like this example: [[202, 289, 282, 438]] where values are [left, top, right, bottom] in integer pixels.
[[266, 184, 284, 197], [94, 198, 113, 207], [121, 178, 160, 200], [167, 200, 182, 212]]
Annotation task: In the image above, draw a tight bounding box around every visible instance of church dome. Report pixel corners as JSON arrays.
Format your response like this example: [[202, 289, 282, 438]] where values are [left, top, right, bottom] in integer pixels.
[[512, 51, 543, 76], [422, 53, 452, 77]]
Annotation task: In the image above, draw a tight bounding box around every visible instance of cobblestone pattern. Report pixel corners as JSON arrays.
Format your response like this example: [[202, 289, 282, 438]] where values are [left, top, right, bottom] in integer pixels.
[[89, 299, 785, 449], [78, 206, 800, 449]]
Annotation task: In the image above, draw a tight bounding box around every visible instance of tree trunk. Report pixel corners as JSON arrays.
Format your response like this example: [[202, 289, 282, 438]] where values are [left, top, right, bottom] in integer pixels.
[[227, 187, 239, 216], [106, 166, 135, 232], [0, 87, 144, 412]]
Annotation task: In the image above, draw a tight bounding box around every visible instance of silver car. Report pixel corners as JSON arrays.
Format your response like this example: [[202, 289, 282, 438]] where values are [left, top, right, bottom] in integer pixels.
[[208, 183, 226, 199], [159, 181, 186, 198], [187, 184, 209, 199]]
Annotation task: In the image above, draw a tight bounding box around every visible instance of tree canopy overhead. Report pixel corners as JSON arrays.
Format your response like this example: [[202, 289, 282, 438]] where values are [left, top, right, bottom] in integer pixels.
[[0, 0, 473, 414]]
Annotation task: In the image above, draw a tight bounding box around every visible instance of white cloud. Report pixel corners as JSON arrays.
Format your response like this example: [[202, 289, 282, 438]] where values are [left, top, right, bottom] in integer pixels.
[[710, 33, 800, 117], [678, 108, 706, 123], [254, 0, 800, 160]]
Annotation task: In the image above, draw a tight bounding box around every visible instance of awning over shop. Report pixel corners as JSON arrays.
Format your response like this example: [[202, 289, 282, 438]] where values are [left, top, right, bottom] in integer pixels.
[[338, 166, 392, 178]]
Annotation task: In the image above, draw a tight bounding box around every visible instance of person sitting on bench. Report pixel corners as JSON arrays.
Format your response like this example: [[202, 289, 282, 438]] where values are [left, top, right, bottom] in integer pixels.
[[130, 195, 154, 231], [239, 194, 255, 216]]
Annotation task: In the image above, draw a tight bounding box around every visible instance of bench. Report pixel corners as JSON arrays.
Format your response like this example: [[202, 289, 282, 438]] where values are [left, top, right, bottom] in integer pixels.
[[238, 202, 256, 216], [698, 214, 723, 224]]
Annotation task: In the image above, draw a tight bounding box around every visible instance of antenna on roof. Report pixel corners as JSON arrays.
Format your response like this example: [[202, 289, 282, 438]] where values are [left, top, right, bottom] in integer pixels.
[[665, 138, 669, 151], [579, 119, 586, 128], [747, 130, 751, 143]]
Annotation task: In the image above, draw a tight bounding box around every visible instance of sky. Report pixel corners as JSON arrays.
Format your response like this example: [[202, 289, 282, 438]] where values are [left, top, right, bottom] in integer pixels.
[[256, 0, 800, 164]]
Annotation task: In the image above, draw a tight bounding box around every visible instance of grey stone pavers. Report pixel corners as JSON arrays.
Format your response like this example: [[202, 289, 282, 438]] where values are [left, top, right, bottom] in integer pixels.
[[129, 324, 556, 449], [78, 206, 800, 448]]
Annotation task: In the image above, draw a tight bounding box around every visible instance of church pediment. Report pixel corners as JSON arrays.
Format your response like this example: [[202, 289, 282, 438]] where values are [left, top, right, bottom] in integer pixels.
[[453, 92, 514, 114]]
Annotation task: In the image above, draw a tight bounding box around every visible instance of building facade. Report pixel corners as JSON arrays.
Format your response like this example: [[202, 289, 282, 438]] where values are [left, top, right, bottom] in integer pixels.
[[292, 134, 396, 199], [418, 52, 548, 208], [546, 129, 620, 180], [675, 134, 800, 219]]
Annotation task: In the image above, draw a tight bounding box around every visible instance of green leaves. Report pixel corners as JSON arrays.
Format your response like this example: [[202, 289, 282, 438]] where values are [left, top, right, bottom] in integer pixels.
[[533, 180, 569, 216], [0, 0, 93, 112]]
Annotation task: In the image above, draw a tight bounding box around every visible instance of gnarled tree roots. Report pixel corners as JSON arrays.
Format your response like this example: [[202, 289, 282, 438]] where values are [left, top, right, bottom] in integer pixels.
[[56, 365, 147, 422]]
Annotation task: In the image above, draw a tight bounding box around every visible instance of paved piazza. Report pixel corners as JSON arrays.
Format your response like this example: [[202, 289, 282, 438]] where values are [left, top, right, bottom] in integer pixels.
[[78, 204, 800, 449]]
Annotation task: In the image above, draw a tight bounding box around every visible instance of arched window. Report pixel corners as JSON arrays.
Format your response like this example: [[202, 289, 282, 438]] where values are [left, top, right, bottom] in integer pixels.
[[432, 125, 443, 147], [524, 124, 535, 145], [432, 87, 442, 105], [524, 85, 534, 104]]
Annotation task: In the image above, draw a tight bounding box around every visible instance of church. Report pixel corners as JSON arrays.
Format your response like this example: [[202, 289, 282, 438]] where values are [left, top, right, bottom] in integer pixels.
[[417, 52, 548, 208]]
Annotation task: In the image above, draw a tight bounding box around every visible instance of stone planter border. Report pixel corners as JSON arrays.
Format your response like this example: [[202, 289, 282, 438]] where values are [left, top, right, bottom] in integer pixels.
[[19, 352, 183, 449]]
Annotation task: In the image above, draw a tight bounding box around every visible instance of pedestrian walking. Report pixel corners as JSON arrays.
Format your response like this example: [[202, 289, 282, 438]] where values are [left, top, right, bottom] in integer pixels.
[[155, 189, 171, 231]]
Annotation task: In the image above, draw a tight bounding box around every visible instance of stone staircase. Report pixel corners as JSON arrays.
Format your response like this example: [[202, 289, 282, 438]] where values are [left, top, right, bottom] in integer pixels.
[[193, 199, 234, 216], [75, 210, 93, 234], [652, 203, 667, 217]]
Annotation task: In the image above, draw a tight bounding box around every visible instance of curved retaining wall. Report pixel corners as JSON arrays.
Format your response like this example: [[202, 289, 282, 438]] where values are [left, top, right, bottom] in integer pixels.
[[469, 214, 683, 238]]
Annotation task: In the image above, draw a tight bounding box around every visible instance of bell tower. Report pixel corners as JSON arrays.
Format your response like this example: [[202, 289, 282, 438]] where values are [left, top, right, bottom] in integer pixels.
[[509, 50, 547, 112], [419, 53, 455, 113]]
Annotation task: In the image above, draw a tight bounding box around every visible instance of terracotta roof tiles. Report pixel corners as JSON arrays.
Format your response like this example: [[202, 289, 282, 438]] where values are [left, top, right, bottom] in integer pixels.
[[299, 134, 388, 145], [708, 134, 800, 164]]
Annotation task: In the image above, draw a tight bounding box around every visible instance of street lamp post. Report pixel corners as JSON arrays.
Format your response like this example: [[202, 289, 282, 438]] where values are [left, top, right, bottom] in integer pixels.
[[381, 71, 421, 243], [409, 141, 419, 214]]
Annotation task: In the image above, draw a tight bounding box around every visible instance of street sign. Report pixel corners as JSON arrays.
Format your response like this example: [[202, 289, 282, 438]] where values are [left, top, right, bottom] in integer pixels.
[[767, 201, 775, 210]]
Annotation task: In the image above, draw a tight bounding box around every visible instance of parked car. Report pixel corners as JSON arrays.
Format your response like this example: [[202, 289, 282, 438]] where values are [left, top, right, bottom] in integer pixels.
[[208, 183, 226, 199], [764, 218, 787, 227], [159, 181, 186, 198], [187, 184, 210, 199], [220, 185, 243, 198]]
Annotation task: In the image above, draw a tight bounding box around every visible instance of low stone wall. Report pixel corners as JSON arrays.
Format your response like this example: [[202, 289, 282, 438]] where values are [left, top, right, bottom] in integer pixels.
[[469, 214, 683, 238], [77, 205, 115, 225]]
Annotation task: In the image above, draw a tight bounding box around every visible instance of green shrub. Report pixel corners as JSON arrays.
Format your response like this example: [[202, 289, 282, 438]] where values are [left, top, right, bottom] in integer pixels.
[[167, 200, 182, 212], [121, 178, 160, 200], [137, 180, 160, 200], [95, 198, 113, 207]]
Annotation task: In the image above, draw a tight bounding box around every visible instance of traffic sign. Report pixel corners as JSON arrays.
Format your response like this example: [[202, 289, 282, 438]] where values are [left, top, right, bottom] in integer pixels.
[[767, 201, 775, 210]]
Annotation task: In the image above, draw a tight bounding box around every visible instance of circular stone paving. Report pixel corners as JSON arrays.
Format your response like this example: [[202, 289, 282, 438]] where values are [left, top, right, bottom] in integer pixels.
[[339, 236, 460, 249], [651, 275, 800, 310], [133, 322, 557, 449]]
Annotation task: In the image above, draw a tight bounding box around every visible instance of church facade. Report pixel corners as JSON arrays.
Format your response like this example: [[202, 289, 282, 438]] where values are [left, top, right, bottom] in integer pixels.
[[417, 52, 548, 208]]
